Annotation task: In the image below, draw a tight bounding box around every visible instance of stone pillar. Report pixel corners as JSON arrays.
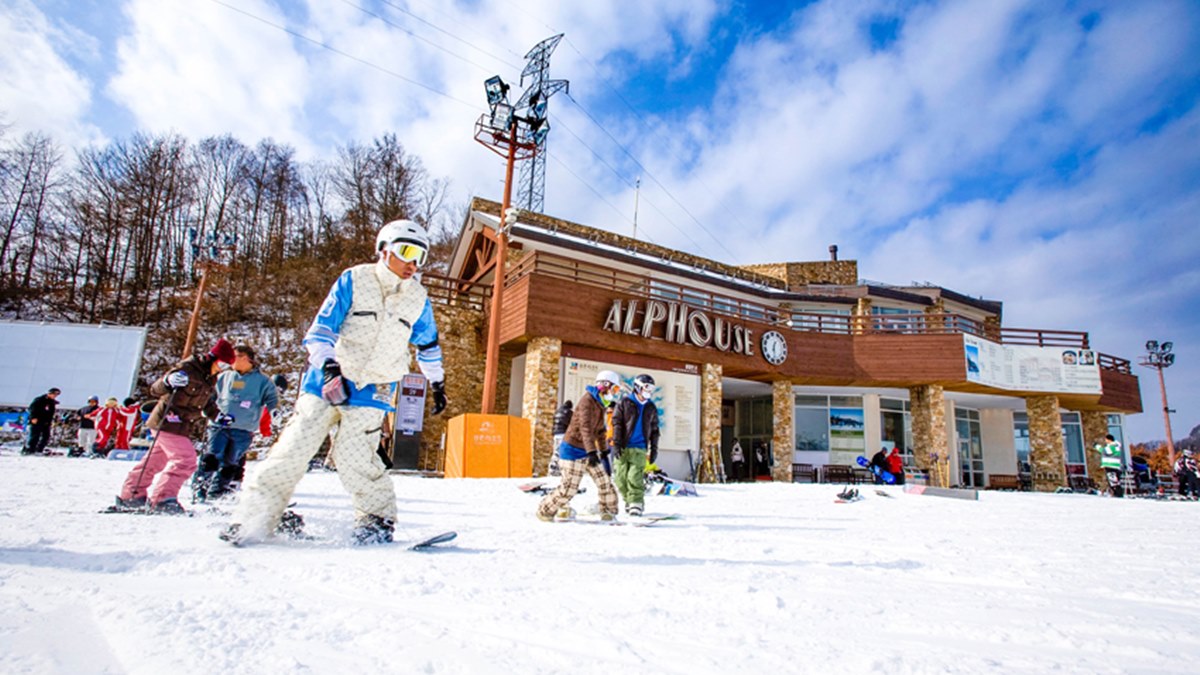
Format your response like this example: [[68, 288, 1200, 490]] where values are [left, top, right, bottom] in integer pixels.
[[983, 315, 1001, 342], [698, 363, 723, 483], [1026, 395, 1067, 492], [909, 384, 949, 487], [853, 297, 872, 334], [924, 298, 946, 332], [771, 380, 794, 482], [1080, 410, 1109, 489], [521, 337, 562, 478]]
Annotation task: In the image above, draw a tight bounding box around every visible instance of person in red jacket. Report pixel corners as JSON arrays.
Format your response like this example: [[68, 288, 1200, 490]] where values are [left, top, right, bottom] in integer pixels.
[[93, 398, 122, 455], [114, 397, 140, 450], [888, 447, 906, 485]]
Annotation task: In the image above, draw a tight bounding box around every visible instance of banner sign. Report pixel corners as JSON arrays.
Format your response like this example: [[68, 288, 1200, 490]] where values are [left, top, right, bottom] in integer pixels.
[[395, 374, 427, 433], [963, 335, 1102, 394]]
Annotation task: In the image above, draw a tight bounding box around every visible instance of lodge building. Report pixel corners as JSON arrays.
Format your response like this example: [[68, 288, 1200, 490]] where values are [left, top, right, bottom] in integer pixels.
[[417, 197, 1143, 491]]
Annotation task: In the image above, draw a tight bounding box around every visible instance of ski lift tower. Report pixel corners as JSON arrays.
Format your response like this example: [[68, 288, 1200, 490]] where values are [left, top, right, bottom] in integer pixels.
[[514, 34, 569, 213]]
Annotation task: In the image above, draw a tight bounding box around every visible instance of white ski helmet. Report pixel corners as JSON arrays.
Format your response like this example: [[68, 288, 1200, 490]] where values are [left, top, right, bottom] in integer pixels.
[[595, 370, 622, 389], [376, 219, 430, 256]]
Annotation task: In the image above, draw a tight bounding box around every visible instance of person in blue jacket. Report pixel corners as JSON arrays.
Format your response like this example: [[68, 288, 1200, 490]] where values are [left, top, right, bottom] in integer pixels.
[[194, 344, 279, 501], [223, 220, 448, 546]]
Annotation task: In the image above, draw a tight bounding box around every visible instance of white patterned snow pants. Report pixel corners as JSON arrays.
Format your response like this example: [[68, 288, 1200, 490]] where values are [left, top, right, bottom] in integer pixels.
[[233, 393, 394, 539]]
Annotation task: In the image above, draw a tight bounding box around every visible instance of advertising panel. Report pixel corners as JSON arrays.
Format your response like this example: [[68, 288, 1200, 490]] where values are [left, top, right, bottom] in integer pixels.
[[963, 335, 1102, 394], [829, 407, 865, 466], [0, 320, 147, 408], [561, 358, 700, 478]]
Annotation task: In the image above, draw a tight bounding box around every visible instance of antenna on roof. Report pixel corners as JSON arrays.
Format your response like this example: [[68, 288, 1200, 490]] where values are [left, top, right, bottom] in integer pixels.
[[633, 177, 641, 239]]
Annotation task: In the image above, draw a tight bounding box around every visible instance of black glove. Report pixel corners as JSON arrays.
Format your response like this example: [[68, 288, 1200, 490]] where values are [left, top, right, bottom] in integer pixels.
[[649, 448, 658, 464], [586, 451, 601, 467], [430, 380, 448, 416], [321, 360, 350, 405]]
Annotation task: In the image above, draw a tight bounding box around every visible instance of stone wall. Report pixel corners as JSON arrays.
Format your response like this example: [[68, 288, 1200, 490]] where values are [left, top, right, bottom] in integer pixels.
[[521, 337, 563, 478], [1080, 410, 1109, 491], [772, 380, 794, 482], [699, 363, 723, 483], [422, 303, 486, 471], [740, 261, 859, 289], [1026, 395, 1067, 492], [909, 384, 948, 486]]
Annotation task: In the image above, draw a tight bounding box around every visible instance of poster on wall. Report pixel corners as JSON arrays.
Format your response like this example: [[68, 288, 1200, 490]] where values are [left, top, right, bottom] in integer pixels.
[[964, 335, 1102, 394], [828, 407, 865, 466], [561, 358, 700, 458]]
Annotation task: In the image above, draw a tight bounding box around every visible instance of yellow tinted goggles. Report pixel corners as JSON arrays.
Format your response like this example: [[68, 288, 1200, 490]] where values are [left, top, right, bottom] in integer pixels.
[[385, 241, 428, 267]]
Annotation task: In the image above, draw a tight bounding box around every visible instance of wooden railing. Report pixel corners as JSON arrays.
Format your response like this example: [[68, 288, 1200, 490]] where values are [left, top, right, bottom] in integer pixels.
[[424, 270, 490, 312], [503, 251, 1130, 372]]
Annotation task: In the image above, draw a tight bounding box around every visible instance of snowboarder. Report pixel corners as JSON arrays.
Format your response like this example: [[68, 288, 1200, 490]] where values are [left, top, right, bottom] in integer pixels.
[[870, 447, 890, 484], [536, 371, 621, 522], [1174, 449, 1199, 499], [114, 397, 140, 451], [21, 387, 60, 455], [195, 344, 279, 501], [611, 373, 660, 517], [548, 399, 573, 476], [112, 338, 237, 514], [222, 220, 448, 546], [1091, 434, 1124, 498]]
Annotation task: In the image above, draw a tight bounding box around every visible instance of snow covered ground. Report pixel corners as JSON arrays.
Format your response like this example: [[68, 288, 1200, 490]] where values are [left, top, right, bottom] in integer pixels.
[[0, 448, 1197, 675]]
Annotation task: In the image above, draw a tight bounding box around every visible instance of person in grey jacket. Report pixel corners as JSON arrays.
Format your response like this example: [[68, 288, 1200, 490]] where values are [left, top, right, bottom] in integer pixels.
[[196, 344, 279, 501]]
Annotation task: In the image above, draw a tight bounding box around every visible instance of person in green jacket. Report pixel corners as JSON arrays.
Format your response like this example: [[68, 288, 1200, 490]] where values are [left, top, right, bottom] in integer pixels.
[[1092, 434, 1124, 498]]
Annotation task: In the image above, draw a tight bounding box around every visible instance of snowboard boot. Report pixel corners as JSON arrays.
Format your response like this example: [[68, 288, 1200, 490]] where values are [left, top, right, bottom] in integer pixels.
[[148, 498, 187, 516], [276, 510, 306, 539], [351, 514, 395, 546], [599, 512, 617, 522], [553, 507, 576, 522], [536, 510, 555, 522], [627, 503, 644, 517], [109, 496, 147, 512]]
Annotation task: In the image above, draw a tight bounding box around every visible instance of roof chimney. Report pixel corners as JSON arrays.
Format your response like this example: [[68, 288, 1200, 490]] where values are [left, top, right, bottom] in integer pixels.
[[829, 244, 838, 261]]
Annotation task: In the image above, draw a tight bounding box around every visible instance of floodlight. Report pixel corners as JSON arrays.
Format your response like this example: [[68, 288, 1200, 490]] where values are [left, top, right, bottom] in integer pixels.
[[485, 76, 509, 106], [1164, 353, 1175, 367], [490, 102, 514, 131], [1161, 341, 1173, 353], [1146, 340, 1158, 352]]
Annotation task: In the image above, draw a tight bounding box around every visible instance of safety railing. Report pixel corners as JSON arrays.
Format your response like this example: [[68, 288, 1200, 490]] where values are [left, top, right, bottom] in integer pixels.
[[502, 251, 1130, 371]]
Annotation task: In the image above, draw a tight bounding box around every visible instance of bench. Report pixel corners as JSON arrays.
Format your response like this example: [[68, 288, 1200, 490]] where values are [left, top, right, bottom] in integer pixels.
[[822, 464, 856, 484], [986, 474, 1022, 491], [791, 463, 816, 483]]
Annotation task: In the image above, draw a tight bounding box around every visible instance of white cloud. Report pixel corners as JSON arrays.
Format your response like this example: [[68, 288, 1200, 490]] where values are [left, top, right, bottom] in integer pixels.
[[0, 0, 101, 146], [108, 0, 311, 153]]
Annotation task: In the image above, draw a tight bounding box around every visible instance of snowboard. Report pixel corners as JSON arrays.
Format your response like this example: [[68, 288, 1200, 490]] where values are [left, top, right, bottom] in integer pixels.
[[518, 482, 585, 495], [834, 487, 863, 503], [408, 531, 457, 550], [567, 513, 681, 526], [100, 505, 194, 517], [874, 490, 895, 498], [856, 456, 896, 484]]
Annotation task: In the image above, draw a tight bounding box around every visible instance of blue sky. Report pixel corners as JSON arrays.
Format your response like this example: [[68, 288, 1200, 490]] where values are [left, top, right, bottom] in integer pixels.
[[3, 0, 1199, 443]]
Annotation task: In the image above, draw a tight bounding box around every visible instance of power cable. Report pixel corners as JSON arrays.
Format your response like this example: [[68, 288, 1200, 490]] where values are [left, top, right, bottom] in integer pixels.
[[340, 0, 512, 75], [376, 0, 522, 69], [205, 0, 478, 110]]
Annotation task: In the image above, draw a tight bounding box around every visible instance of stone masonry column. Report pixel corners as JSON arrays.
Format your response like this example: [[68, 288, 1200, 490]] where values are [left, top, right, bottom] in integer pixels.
[[1026, 395, 1067, 492], [909, 384, 949, 487], [698, 363, 723, 483], [1080, 410, 1110, 490], [520, 337, 562, 478], [772, 380, 794, 482], [853, 297, 873, 334]]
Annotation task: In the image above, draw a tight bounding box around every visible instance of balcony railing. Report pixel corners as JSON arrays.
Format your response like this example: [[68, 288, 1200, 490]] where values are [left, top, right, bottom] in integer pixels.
[[502, 251, 1130, 373]]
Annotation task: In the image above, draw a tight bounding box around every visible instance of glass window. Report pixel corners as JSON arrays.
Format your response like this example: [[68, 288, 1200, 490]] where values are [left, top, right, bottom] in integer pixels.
[[1062, 416, 1084, 465], [1013, 412, 1030, 471], [794, 395, 827, 406], [794, 407, 830, 452], [830, 396, 863, 408]]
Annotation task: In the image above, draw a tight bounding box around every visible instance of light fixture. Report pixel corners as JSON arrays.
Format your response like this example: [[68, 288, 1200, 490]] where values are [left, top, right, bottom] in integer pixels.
[[1161, 341, 1173, 353], [485, 76, 508, 106], [1145, 340, 1158, 352], [490, 102, 514, 131]]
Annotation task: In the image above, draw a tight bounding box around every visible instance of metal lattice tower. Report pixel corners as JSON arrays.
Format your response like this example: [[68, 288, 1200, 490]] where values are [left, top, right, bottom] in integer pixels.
[[515, 34, 569, 213]]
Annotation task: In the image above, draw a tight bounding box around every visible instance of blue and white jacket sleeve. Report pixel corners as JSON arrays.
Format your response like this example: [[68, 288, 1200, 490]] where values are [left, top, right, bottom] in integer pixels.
[[410, 299, 445, 384], [304, 270, 353, 369]]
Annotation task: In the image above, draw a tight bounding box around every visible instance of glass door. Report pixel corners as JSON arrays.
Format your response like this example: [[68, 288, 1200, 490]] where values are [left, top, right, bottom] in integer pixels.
[[955, 408, 984, 487]]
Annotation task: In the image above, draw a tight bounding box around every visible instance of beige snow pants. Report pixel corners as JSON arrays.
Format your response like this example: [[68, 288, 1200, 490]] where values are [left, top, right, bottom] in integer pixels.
[[233, 393, 394, 539]]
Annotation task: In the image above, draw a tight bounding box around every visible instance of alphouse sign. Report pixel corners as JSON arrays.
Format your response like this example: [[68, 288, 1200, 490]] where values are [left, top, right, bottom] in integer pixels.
[[601, 298, 756, 357]]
